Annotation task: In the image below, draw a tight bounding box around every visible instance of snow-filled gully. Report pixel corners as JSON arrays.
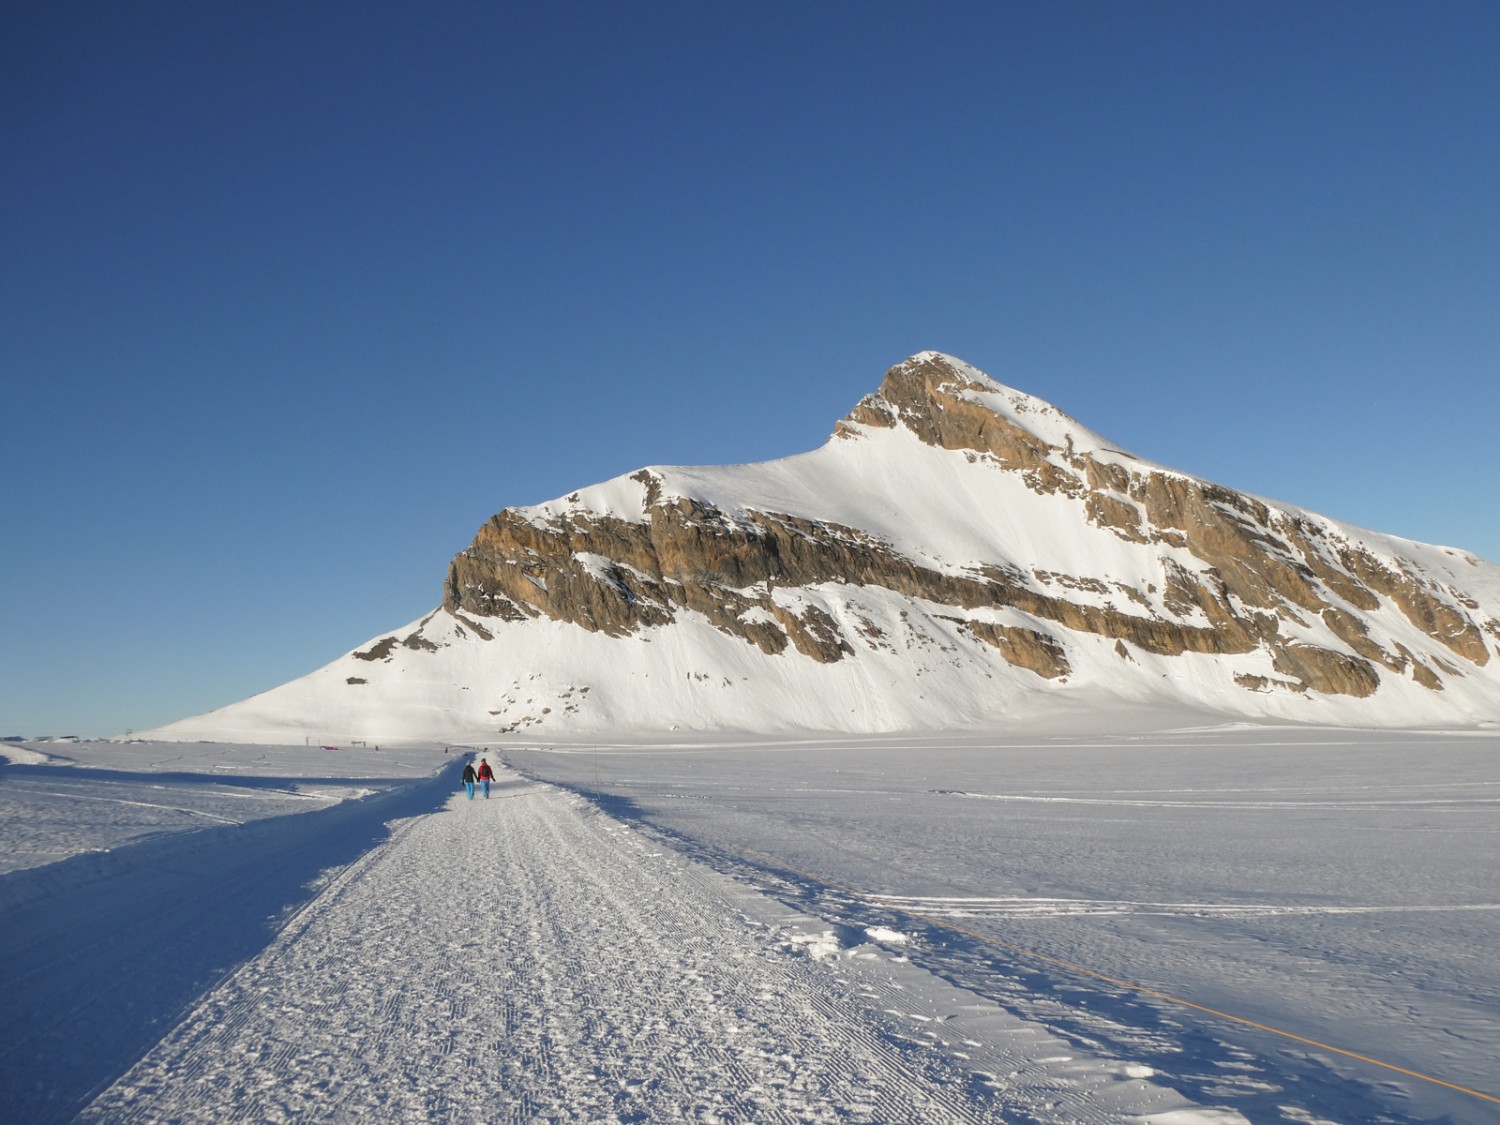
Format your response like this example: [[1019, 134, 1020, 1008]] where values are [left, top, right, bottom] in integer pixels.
[[79, 768, 1235, 1124]]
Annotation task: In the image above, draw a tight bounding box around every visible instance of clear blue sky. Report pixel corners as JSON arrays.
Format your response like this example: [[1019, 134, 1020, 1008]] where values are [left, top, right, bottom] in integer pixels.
[[4, 2, 1498, 738]]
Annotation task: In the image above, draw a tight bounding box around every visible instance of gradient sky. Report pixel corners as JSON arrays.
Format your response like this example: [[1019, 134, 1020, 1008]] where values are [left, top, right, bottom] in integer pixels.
[[5, 2, 1498, 738]]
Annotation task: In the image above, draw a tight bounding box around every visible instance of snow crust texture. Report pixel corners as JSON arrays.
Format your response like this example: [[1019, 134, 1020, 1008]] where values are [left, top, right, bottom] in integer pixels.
[[77, 767, 1231, 1124], [143, 352, 1500, 743], [6, 732, 1495, 1124]]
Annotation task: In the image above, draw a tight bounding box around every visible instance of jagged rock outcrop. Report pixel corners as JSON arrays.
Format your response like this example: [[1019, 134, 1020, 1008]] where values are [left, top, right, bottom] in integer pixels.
[[441, 353, 1497, 704], [142, 351, 1500, 744]]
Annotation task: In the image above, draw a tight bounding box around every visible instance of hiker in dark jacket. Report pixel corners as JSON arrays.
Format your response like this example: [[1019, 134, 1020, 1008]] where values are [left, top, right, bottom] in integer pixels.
[[462, 762, 477, 800]]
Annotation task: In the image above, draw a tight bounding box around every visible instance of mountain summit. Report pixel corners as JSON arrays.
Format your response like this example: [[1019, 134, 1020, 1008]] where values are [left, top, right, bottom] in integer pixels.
[[148, 353, 1500, 743]]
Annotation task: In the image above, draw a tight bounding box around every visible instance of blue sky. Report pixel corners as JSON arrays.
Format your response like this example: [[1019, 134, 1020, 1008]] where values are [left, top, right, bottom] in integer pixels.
[[4, 2, 1498, 738]]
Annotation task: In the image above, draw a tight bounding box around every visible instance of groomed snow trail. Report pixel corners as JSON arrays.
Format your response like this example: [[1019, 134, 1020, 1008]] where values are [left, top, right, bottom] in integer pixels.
[[81, 769, 1231, 1124]]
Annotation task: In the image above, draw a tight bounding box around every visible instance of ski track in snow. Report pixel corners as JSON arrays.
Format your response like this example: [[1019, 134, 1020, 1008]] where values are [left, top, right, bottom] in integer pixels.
[[871, 895, 1500, 920], [79, 769, 1230, 1124], [934, 789, 1500, 811]]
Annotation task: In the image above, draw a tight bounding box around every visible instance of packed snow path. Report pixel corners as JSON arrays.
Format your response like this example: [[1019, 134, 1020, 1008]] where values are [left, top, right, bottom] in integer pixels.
[[80, 768, 1223, 1123]]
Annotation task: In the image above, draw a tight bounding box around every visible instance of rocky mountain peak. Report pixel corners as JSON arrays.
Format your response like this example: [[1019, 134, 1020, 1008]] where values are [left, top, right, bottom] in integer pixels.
[[146, 353, 1500, 743], [836, 352, 1126, 468], [423, 351, 1498, 730]]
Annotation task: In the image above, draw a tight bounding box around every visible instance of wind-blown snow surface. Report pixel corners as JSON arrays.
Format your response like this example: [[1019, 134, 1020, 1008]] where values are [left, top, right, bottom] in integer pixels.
[[139, 356, 1500, 745], [2, 727, 1496, 1123]]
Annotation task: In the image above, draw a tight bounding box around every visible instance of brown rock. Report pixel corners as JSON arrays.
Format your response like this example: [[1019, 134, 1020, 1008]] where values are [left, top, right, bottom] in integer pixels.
[[434, 351, 1495, 710]]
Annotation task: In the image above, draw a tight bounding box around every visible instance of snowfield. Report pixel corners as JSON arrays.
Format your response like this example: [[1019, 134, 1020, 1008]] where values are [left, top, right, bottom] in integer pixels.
[[2, 724, 1497, 1123]]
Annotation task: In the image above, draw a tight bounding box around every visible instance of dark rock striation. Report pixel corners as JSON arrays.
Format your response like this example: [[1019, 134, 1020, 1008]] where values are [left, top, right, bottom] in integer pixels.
[[441, 353, 1497, 700]]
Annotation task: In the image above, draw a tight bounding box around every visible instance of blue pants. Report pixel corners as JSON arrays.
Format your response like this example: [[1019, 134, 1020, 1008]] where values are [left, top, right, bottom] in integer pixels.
[[464, 781, 475, 800], [481, 779, 491, 798]]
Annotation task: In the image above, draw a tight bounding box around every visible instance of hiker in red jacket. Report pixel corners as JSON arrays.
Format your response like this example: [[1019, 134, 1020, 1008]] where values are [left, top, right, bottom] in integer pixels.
[[476, 758, 495, 799]]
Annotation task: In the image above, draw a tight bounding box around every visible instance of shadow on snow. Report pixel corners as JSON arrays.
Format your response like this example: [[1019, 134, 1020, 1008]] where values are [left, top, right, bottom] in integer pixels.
[[533, 772, 1419, 1125], [0, 760, 462, 1125]]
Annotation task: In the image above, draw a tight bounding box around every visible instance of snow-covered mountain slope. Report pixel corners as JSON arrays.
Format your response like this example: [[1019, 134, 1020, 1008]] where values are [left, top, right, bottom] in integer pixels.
[[144, 353, 1500, 743]]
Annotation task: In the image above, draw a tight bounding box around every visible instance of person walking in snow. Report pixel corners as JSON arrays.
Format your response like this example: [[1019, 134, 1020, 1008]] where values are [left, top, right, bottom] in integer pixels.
[[476, 758, 495, 799], [461, 761, 477, 800]]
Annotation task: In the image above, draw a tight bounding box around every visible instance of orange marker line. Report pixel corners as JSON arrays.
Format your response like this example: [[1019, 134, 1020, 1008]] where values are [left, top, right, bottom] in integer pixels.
[[740, 847, 1500, 1107]]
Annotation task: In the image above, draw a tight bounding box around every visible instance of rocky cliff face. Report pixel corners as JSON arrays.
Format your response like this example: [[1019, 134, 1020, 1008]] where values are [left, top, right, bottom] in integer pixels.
[[146, 352, 1500, 743], [437, 353, 1498, 707]]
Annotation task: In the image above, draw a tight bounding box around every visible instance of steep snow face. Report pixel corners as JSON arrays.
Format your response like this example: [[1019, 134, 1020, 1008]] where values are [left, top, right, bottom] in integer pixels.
[[143, 353, 1500, 744], [523, 353, 1127, 534]]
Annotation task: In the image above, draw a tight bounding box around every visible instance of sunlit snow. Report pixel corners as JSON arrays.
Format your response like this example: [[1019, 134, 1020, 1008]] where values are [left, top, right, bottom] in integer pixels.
[[2, 727, 1496, 1123]]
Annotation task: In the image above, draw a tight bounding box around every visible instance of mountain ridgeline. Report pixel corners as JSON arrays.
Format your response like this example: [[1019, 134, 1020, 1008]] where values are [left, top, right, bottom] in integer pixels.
[[148, 353, 1500, 742], [443, 354, 1493, 703]]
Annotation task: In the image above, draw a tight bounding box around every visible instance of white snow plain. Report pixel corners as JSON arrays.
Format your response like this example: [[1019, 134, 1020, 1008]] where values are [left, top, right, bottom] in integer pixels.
[[2, 724, 1497, 1123]]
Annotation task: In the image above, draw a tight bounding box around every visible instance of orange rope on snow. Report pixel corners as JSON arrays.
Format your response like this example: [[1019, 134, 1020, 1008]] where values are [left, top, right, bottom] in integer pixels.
[[739, 847, 1500, 1108]]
